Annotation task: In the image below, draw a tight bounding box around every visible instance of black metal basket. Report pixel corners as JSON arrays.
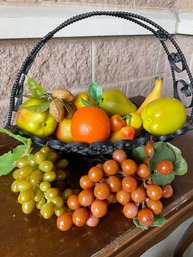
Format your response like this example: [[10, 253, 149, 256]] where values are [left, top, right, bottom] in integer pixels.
[[5, 11, 193, 161]]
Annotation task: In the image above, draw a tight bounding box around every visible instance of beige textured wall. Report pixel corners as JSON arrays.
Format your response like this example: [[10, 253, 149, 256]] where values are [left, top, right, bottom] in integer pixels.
[[1, 0, 193, 10], [0, 0, 193, 127]]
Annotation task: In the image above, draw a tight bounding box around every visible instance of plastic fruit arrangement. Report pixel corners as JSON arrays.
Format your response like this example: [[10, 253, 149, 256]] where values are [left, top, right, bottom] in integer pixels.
[[14, 77, 187, 145]]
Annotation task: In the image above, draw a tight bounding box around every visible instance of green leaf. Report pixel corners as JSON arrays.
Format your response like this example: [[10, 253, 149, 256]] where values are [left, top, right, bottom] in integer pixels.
[[133, 218, 148, 230], [0, 127, 28, 145], [26, 77, 46, 97], [23, 102, 49, 113], [166, 143, 188, 175], [80, 97, 94, 107], [149, 142, 176, 171], [23, 94, 43, 99], [174, 157, 188, 176], [132, 145, 147, 164], [0, 145, 26, 176], [151, 214, 166, 227], [151, 171, 175, 185], [88, 82, 103, 104]]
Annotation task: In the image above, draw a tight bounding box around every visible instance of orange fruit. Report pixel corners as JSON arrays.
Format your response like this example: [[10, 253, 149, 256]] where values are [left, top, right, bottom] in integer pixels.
[[71, 106, 111, 143]]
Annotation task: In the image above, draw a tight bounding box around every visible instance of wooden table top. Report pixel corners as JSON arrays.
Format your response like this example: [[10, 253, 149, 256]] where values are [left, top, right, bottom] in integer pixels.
[[0, 131, 193, 257]]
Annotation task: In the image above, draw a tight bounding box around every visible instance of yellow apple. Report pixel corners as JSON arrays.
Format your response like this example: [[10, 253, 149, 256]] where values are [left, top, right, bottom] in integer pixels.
[[55, 118, 73, 143]]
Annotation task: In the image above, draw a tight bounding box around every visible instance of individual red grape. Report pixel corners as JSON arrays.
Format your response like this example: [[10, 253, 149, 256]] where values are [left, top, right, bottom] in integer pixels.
[[112, 149, 127, 164], [122, 176, 138, 193], [121, 159, 138, 175], [138, 207, 154, 226], [79, 175, 94, 189], [91, 199, 108, 218], [144, 142, 155, 157], [116, 189, 131, 205], [88, 166, 104, 183], [57, 213, 73, 231], [72, 207, 89, 227], [94, 183, 110, 200], [161, 184, 174, 198], [136, 163, 151, 179], [146, 198, 163, 215], [156, 160, 173, 175], [86, 210, 100, 227], [131, 187, 146, 203], [106, 176, 122, 192], [146, 184, 163, 201], [78, 189, 95, 207], [123, 202, 138, 219], [103, 160, 119, 175], [67, 194, 81, 210]]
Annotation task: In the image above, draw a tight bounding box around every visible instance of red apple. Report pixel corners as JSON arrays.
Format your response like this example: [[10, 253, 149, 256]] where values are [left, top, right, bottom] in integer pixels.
[[109, 126, 135, 143]]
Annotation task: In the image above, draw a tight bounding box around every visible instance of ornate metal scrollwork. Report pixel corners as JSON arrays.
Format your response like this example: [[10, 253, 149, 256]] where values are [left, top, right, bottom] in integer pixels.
[[174, 80, 193, 108], [168, 52, 185, 73]]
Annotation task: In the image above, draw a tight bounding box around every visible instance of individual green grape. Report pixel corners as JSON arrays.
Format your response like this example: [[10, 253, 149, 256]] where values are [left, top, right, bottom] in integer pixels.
[[45, 188, 59, 200], [46, 151, 59, 163], [36, 197, 46, 210], [27, 154, 38, 167], [40, 146, 52, 156], [39, 181, 51, 192], [34, 188, 44, 202], [17, 180, 32, 192], [39, 161, 54, 173], [43, 171, 56, 182], [15, 157, 28, 168], [18, 165, 35, 179], [34, 151, 47, 164], [51, 196, 63, 208], [12, 169, 23, 180], [55, 159, 69, 169], [18, 189, 34, 204], [56, 170, 68, 181], [29, 169, 43, 186], [22, 199, 35, 214], [11, 180, 20, 193], [54, 206, 66, 217], [40, 202, 54, 219], [62, 188, 73, 201]]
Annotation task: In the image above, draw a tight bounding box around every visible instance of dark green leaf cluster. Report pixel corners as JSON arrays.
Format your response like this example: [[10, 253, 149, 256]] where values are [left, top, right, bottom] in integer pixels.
[[132, 142, 188, 186]]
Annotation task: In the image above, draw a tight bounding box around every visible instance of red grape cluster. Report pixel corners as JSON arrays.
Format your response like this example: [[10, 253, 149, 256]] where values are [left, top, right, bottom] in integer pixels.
[[57, 143, 174, 231]]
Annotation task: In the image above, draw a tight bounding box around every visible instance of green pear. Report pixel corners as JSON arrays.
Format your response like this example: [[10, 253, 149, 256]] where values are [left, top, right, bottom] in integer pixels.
[[100, 89, 137, 116]]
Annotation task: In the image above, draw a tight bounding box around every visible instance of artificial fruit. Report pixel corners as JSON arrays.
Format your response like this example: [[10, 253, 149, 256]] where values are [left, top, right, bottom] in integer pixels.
[[109, 126, 135, 143], [141, 97, 186, 135], [100, 88, 137, 116], [136, 77, 163, 115], [55, 118, 73, 143], [16, 98, 57, 137]]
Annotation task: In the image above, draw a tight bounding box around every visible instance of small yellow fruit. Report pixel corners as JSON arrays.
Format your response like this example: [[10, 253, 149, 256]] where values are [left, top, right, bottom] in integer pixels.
[[73, 92, 95, 109], [56, 119, 73, 143]]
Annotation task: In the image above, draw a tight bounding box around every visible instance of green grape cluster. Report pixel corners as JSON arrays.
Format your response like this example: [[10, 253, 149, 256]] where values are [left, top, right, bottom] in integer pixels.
[[11, 146, 76, 219]]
